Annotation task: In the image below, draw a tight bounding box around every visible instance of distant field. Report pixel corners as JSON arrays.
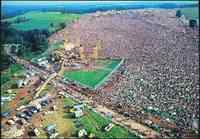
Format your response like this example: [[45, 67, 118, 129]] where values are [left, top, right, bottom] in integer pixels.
[[63, 59, 122, 89], [179, 7, 199, 20], [4, 11, 81, 31]]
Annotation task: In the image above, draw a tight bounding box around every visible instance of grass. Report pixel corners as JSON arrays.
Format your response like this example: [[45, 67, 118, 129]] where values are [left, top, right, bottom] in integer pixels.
[[64, 69, 110, 88], [17, 97, 30, 107], [1, 64, 24, 85], [79, 109, 138, 138], [39, 85, 54, 97], [63, 59, 122, 89], [62, 97, 138, 138], [4, 11, 81, 32], [1, 101, 10, 113], [179, 7, 199, 20], [32, 94, 138, 138], [38, 108, 75, 138], [63, 97, 77, 106], [30, 42, 64, 63]]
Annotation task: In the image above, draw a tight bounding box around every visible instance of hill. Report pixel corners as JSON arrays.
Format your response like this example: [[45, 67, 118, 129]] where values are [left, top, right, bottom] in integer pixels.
[[49, 9, 199, 137]]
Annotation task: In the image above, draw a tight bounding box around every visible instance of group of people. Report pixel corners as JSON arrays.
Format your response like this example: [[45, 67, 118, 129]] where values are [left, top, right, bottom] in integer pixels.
[[48, 9, 199, 137]]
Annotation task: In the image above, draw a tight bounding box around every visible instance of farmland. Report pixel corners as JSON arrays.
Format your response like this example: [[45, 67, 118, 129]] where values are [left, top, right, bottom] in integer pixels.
[[4, 11, 81, 32], [63, 59, 122, 89], [179, 7, 199, 20]]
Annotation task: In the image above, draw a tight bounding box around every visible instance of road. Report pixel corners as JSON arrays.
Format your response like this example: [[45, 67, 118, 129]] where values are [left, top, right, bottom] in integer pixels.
[[35, 73, 57, 98]]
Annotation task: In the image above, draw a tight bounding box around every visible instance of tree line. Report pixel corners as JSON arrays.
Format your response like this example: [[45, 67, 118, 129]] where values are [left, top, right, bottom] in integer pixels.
[[1, 21, 50, 71]]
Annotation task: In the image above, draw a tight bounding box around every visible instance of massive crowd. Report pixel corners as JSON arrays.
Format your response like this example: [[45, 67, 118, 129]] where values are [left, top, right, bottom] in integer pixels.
[[49, 9, 199, 137]]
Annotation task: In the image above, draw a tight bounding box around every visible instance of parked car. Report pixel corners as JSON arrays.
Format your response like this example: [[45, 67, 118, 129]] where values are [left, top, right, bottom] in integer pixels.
[[41, 100, 49, 106], [28, 106, 39, 113], [1, 111, 11, 118], [23, 110, 33, 117], [23, 115, 31, 121], [16, 112, 26, 118]]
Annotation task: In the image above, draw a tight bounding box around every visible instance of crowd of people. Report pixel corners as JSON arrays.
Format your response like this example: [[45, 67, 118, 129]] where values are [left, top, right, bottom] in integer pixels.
[[49, 9, 199, 137]]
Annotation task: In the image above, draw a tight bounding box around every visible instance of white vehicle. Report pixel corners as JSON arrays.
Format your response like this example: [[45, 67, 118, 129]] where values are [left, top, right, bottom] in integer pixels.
[[104, 123, 114, 132], [49, 132, 58, 139]]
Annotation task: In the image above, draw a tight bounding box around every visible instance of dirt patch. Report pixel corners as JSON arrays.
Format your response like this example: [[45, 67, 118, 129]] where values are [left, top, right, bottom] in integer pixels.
[[9, 88, 32, 109]]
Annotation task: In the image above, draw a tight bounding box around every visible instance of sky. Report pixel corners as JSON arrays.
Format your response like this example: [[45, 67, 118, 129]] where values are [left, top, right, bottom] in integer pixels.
[[2, 1, 198, 6]]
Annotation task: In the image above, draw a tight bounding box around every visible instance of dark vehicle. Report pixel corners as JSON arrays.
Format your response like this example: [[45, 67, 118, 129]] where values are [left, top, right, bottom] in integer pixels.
[[23, 115, 31, 121], [23, 110, 33, 117], [28, 106, 39, 113], [41, 100, 49, 106], [1, 111, 11, 118], [123, 112, 130, 117], [16, 112, 26, 118]]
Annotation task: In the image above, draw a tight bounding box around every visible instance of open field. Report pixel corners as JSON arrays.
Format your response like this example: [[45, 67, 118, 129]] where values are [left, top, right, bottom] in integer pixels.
[[79, 108, 138, 138], [37, 105, 75, 138], [179, 7, 199, 20], [35, 95, 138, 138], [4, 11, 81, 31], [63, 97, 138, 138], [63, 59, 122, 89]]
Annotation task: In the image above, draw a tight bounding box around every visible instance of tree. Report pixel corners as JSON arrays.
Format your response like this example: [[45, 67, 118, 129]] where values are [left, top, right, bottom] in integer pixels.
[[189, 19, 197, 28], [176, 10, 182, 18], [50, 22, 54, 28], [59, 22, 66, 29]]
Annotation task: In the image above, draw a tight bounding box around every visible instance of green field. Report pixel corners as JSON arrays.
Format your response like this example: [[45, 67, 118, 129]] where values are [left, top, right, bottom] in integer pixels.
[[63, 59, 122, 89], [1, 64, 25, 85], [63, 97, 139, 138], [1, 64, 26, 113], [179, 7, 199, 20], [180, 7, 199, 25], [4, 11, 81, 31], [79, 109, 138, 138]]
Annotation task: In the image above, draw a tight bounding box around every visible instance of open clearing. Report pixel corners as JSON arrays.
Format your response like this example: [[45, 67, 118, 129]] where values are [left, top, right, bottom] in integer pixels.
[[4, 11, 81, 31], [179, 7, 199, 20], [36, 96, 138, 138], [63, 59, 122, 89]]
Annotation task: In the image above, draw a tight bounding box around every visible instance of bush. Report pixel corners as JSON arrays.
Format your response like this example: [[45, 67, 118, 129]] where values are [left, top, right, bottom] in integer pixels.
[[59, 22, 66, 29], [176, 10, 182, 18], [189, 19, 197, 28]]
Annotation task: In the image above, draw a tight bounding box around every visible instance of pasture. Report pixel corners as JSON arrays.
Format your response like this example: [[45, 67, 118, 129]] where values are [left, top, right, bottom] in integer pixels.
[[4, 11, 81, 31], [179, 7, 199, 21], [63, 59, 122, 89]]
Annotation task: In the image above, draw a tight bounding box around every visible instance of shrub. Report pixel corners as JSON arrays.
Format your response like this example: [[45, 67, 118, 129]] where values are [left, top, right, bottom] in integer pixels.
[[176, 10, 182, 18], [189, 19, 197, 28]]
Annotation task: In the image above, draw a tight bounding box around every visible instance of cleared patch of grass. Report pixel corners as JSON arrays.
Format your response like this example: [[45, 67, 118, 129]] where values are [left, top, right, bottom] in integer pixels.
[[64, 69, 110, 88], [62, 97, 138, 138], [38, 100, 75, 138], [79, 109, 138, 138], [63, 59, 122, 89]]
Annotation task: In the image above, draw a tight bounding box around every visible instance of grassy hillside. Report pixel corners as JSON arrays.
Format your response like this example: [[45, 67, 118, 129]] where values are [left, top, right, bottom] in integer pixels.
[[4, 11, 81, 31]]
